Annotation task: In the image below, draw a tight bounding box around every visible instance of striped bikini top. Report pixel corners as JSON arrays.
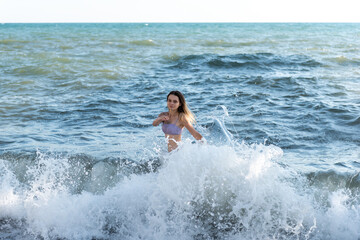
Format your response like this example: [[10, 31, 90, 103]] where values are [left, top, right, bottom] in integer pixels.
[[162, 119, 183, 135]]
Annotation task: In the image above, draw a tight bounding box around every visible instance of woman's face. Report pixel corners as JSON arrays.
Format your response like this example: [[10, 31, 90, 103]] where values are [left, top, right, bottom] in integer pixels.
[[167, 94, 181, 111]]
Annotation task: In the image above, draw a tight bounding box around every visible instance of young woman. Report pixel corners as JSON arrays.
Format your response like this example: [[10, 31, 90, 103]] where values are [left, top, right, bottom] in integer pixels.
[[153, 91, 203, 152]]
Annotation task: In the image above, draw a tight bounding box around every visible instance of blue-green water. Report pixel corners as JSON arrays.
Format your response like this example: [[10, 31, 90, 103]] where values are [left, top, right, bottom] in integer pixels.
[[1, 23, 360, 239]]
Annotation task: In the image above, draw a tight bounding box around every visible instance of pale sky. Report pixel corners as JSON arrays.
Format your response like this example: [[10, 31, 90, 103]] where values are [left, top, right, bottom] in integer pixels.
[[1, 0, 359, 23]]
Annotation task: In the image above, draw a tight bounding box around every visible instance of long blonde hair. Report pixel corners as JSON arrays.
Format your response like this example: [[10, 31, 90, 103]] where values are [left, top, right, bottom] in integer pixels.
[[167, 91, 196, 124]]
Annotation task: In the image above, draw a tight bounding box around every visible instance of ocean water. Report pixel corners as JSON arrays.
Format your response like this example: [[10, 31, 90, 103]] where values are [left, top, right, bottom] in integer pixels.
[[0, 23, 360, 239]]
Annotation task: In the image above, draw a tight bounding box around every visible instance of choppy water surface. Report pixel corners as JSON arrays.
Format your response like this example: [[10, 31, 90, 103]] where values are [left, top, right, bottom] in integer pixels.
[[1, 23, 360, 239]]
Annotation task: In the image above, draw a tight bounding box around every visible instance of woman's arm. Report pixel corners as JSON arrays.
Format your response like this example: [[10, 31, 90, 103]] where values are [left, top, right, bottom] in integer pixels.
[[153, 113, 168, 126], [184, 121, 202, 140]]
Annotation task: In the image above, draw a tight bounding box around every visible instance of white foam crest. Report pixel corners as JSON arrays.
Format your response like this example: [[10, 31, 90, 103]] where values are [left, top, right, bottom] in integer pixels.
[[158, 141, 318, 238], [317, 190, 360, 239], [0, 151, 114, 239], [24, 192, 107, 239], [0, 159, 24, 219], [1, 143, 360, 239], [13, 152, 104, 239]]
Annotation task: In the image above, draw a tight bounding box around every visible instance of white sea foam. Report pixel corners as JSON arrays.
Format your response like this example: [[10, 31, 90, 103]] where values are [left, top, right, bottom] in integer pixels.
[[1, 141, 359, 239]]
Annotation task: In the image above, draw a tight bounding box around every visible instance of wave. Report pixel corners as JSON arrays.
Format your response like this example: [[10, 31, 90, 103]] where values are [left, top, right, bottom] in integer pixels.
[[348, 116, 360, 126], [6, 63, 125, 81], [168, 53, 322, 72], [307, 170, 360, 190], [1, 138, 360, 239], [129, 39, 157, 46], [9, 66, 52, 76], [0, 39, 31, 45], [202, 40, 263, 47], [327, 56, 360, 66]]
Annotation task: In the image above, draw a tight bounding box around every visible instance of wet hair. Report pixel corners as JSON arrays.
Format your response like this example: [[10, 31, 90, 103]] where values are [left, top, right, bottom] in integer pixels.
[[167, 91, 195, 124]]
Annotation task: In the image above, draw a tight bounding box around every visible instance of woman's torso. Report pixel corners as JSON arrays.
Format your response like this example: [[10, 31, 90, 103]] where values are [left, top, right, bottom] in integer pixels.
[[161, 113, 183, 148]]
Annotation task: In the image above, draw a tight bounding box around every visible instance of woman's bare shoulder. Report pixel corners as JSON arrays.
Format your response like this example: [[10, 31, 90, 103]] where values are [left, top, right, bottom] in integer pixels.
[[179, 117, 191, 127]]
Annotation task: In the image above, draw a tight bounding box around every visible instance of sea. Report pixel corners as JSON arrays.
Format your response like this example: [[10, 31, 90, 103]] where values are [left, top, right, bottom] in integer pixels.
[[0, 23, 360, 239]]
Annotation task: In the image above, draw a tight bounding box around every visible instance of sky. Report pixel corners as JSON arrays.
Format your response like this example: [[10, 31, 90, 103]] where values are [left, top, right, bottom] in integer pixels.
[[0, 0, 360, 23]]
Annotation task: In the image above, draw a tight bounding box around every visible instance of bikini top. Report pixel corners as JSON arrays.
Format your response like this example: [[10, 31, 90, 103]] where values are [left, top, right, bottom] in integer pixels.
[[162, 119, 183, 135]]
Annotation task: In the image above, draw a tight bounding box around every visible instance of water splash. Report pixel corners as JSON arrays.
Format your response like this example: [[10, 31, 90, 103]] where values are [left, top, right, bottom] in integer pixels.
[[2, 140, 359, 239]]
